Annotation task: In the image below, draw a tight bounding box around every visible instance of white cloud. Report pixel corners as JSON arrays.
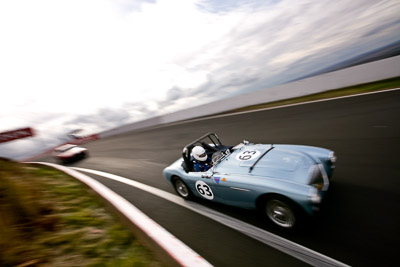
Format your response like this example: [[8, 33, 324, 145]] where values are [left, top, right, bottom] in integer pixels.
[[1, 0, 399, 159]]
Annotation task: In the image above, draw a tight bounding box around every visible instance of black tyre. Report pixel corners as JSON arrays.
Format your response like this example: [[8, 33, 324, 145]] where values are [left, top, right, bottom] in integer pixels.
[[263, 196, 299, 230], [173, 177, 192, 200]]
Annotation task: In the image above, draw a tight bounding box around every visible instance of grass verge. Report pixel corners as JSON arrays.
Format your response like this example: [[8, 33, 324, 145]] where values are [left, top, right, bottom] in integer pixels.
[[221, 76, 400, 114], [0, 158, 162, 267]]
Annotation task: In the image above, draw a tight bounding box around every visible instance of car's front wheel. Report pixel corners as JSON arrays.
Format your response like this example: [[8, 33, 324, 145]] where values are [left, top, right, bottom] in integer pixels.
[[264, 197, 298, 229], [173, 177, 192, 200]]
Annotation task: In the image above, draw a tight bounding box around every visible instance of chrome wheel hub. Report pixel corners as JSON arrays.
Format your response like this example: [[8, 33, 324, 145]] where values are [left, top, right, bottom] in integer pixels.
[[266, 200, 296, 228], [175, 181, 189, 197]]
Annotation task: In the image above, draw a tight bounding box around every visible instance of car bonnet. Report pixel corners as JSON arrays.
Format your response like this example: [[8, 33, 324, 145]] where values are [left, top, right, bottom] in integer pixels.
[[216, 144, 315, 184]]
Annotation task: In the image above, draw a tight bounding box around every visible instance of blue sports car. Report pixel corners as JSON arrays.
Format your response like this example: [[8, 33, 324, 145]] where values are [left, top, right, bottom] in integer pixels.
[[163, 133, 336, 229]]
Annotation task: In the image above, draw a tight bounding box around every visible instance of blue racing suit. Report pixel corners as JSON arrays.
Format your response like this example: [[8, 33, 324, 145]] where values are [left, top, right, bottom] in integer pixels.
[[193, 157, 212, 172]]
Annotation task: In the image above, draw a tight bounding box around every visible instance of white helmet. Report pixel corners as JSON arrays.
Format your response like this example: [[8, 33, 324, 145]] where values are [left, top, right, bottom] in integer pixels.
[[192, 146, 207, 161]]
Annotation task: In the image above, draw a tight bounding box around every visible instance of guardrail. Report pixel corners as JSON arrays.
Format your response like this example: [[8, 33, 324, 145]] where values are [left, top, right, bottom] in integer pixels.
[[100, 55, 400, 139]]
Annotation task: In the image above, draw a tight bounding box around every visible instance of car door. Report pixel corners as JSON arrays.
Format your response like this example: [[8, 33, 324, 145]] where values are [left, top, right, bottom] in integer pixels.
[[210, 172, 258, 209], [211, 147, 275, 209], [185, 171, 223, 202]]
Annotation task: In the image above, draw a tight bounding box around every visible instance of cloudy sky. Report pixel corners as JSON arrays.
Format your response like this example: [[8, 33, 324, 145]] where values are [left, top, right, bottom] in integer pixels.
[[1, 0, 400, 159]]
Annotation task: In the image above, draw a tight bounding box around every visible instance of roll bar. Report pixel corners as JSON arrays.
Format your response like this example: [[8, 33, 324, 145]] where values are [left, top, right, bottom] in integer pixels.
[[182, 133, 223, 172]]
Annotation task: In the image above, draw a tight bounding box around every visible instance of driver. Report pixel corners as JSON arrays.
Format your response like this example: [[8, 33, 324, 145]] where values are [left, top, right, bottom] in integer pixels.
[[192, 146, 212, 172]]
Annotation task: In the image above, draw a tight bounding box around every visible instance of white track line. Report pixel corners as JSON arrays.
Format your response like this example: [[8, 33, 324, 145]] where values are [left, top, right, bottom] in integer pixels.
[[33, 162, 213, 267], [209, 87, 400, 118], [169, 87, 400, 125], [72, 166, 350, 267]]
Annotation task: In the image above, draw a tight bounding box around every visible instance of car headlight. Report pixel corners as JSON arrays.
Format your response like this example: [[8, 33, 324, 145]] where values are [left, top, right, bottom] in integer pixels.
[[309, 165, 329, 191], [310, 165, 324, 189]]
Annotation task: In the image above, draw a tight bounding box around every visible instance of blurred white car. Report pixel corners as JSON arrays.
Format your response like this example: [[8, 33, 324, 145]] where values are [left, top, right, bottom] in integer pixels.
[[53, 144, 88, 164]]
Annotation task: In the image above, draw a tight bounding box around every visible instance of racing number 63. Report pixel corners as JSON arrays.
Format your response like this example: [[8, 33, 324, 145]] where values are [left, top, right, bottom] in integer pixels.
[[239, 150, 256, 160], [195, 180, 214, 200], [236, 150, 261, 161]]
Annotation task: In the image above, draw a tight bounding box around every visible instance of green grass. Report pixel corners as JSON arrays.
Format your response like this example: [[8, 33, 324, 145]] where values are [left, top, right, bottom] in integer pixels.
[[0, 158, 162, 267], [221, 76, 400, 114]]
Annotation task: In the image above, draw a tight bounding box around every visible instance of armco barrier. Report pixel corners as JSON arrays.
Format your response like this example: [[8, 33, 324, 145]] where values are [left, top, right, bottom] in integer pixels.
[[100, 55, 399, 139]]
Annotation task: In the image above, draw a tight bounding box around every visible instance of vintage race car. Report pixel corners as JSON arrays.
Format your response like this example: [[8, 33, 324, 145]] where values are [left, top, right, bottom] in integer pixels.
[[163, 133, 336, 229], [52, 144, 88, 164]]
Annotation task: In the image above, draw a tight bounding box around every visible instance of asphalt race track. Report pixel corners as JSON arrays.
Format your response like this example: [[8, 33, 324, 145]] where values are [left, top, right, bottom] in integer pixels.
[[38, 89, 400, 266]]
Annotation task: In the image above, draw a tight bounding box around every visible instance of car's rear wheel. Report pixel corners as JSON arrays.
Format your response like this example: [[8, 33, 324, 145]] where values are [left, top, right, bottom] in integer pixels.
[[264, 197, 298, 229], [173, 177, 192, 200]]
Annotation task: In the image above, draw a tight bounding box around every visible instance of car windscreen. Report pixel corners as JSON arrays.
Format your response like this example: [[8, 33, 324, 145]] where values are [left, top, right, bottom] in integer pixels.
[[55, 145, 76, 152]]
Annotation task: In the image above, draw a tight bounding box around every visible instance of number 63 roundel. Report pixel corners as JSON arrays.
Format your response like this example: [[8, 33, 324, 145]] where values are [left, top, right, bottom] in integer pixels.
[[195, 180, 214, 200], [236, 150, 261, 161]]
